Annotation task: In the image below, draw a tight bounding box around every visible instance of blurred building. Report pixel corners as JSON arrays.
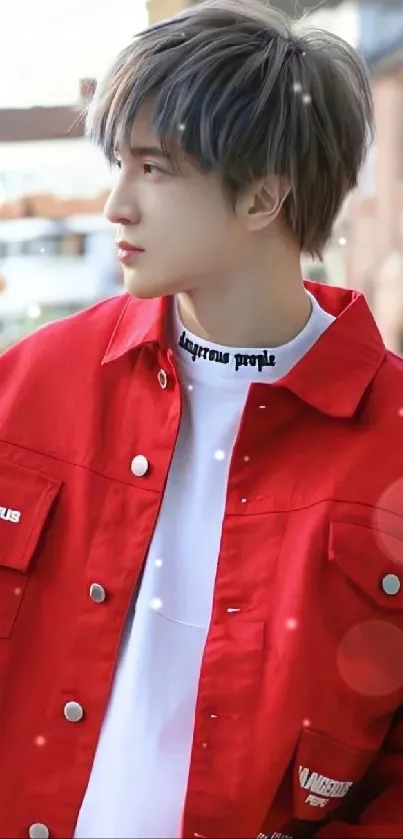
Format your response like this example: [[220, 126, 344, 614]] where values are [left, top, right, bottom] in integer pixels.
[[349, 2, 403, 353], [0, 92, 119, 349], [0, 0, 148, 351]]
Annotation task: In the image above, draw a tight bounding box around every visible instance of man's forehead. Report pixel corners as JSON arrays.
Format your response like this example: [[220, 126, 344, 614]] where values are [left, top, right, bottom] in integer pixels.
[[116, 117, 190, 170], [112, 100, 158, 155], [115, 123, 165, 159], [128, 103, 158, 145], [114, 103, 198, 171]]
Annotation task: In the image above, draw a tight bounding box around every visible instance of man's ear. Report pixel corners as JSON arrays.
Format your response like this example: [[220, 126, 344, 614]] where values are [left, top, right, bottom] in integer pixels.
[[238, 175, 290, 232]]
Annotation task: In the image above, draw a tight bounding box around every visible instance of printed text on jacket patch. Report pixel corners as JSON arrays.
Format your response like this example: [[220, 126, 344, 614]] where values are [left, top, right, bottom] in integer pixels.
[[299, 765, 353, 808], [0, 507, 21, 523]]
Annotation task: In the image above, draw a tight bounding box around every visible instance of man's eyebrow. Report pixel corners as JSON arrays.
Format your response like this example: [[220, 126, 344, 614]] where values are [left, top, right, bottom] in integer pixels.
[[129, 144, 171, 159]]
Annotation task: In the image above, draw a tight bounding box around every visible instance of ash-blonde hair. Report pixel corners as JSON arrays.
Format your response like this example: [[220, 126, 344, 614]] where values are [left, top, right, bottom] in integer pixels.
[[87, 0, 374, 258]]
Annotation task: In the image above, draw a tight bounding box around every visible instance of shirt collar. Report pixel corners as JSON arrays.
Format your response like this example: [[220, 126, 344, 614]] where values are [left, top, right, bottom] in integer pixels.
[[102, 282, 387, 419]]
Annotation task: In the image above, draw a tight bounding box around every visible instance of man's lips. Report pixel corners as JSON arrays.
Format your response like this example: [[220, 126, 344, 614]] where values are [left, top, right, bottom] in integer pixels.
[[116, 242, 145, 265], [116, 241, 144, 252]]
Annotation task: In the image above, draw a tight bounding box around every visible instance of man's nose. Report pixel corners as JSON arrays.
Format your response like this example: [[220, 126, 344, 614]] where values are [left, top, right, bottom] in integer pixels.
[[104, 182, 140, 226]]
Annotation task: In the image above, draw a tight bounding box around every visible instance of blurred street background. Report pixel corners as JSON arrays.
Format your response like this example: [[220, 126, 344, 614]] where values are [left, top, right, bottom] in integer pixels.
[[1, 0, 403, 352]]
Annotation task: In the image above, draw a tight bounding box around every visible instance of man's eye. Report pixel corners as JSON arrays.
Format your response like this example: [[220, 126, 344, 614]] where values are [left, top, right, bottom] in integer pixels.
[[143, 163, 163, 175]]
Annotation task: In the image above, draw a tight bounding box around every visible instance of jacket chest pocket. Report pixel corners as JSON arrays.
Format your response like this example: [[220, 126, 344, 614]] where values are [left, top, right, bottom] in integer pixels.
[[327, 517, 403, 698], [0, 459, 61, 638]]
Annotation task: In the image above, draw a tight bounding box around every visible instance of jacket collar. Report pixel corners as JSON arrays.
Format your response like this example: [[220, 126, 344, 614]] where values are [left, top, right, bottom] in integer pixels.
[[279, 281, 387, 418], [102, 282, 387, 419], [102, 293, 170, 362]]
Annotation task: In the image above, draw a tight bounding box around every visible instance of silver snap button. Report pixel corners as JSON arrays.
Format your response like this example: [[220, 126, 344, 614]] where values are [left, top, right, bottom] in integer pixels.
[[89, 583, 106, 603], [157, 369, 168, 389], [29, 825, 49, 839], [64, 701, 84, 723], [382, 573, 401, 596], [131, 455, 149, 477]]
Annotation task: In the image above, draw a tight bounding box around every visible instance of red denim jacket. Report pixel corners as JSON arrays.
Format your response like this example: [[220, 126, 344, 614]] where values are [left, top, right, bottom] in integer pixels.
[[0, 283, 402, 839]]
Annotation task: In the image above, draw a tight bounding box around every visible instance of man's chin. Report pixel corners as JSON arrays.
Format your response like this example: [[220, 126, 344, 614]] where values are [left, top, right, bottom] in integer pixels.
[[122, 268, 186, 299], [123, 270, 169, 300]]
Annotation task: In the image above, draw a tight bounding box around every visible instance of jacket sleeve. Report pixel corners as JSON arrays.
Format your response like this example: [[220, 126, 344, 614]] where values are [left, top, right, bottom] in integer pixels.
[[315, 708, 403, 839]]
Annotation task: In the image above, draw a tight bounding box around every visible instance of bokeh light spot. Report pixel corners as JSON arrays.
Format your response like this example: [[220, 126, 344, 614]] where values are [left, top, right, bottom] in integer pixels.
[[285, 617, 298, 630], [373, 480, 403, 566], [150, 597, 163, 611], [337, 620, 403, 697]]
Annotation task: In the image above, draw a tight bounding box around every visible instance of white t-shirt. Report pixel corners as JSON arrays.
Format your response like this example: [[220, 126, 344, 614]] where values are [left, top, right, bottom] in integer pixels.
[[74, 291, 335, 839]]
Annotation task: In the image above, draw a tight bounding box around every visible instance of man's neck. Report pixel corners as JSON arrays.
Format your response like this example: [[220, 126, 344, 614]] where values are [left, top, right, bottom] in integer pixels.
[[176, 269, 313, 349]]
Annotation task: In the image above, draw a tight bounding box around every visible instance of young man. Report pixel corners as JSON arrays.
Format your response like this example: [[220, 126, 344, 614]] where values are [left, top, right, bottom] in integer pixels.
[[0, 0, 403, 837]]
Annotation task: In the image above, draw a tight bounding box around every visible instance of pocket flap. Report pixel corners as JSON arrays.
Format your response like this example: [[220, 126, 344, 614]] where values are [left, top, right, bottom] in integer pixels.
[[329, 520, 403, 611], [0, 460, 61, 572]]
